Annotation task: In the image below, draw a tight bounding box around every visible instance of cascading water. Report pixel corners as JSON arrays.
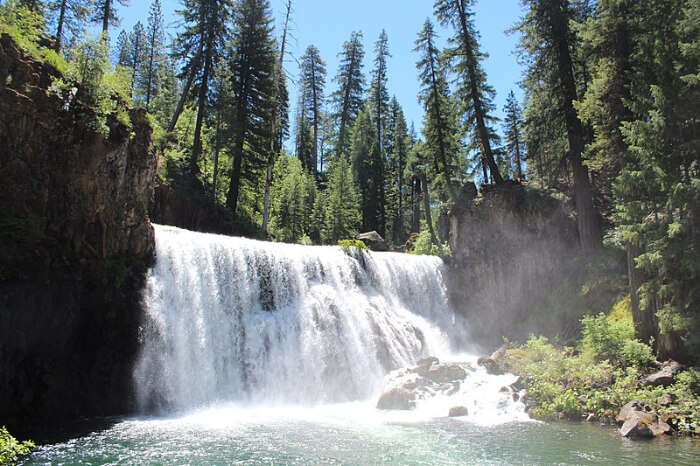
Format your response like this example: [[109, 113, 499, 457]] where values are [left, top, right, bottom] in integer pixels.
[[135, 224, 524, 424]]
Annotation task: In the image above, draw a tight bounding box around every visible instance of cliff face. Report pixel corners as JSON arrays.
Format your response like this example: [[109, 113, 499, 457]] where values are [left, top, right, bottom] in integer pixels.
[[0, 34, 156, 432], [448, 182, 603, 348]]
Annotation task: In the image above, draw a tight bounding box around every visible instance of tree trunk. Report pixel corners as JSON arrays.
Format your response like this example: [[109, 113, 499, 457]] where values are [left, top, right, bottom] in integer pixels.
[[514, 131, 523, 180], [145, 31, 156, 111], [412, 177, 421, 233], [627, 243, 658, 348], [54, 0, 67, 52], [212, 110, 222, 200], [262, 0, 291, 233], [311, 62, 319, 177], [420, 172, 438, 244], [102, 0, 111, 38], [167, 40, 204, 132], [227, 133, 245, 213], [190, 50, 211, 175], [549, 0, 601, 250]]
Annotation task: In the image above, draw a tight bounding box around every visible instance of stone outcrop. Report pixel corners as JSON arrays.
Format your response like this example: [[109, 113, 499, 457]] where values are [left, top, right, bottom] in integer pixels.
[[0, 34, 156, 434], [643, 360, 685, 387], [616, 400, 672, 438], [447, 182, 588, 346], [357, 231, 389, 251]]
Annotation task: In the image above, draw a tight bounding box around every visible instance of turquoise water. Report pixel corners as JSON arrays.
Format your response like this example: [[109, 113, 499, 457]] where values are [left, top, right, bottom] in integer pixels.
[[24, 404, 700, 465]]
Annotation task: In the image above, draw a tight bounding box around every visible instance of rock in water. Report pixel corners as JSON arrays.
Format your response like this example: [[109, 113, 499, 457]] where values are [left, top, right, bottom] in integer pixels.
[[376, 388, 416, 410], [449, 406, 469, 417], [616, 400, 672, 439]]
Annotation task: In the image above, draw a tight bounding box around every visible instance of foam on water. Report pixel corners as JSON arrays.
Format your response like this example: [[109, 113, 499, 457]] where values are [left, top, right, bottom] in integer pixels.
[[134, 224, 526, 424]]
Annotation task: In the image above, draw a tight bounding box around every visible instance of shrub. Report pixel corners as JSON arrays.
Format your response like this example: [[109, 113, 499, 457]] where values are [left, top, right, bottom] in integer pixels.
[[0, 426, 34, 465], [338, 239, 367, 253], [409, 226, 450, 257], [580, 313, 654, 367]]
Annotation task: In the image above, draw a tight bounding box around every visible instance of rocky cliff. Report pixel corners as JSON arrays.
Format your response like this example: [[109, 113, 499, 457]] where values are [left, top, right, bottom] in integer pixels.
[[448, 182, 621, 348], [0, 34, 156, 433]]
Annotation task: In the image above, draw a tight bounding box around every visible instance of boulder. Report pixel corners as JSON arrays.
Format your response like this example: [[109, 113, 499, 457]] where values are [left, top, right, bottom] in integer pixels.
[[357, 231, 389, 251], [376, 388, 416, 410], [448, 406, 469, 417], [616, 400, 672, 439], [424, 363, 467, 384], [476, 357, 502, 375], [643, 360, 684, 387], [417, 356, 440, 368]]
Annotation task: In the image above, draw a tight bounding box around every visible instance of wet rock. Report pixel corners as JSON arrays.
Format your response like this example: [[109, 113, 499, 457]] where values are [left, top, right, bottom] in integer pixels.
[[357, 231, 389, 251], [476, 344, 507, 375], [448, 406, 469, 417], [417, 356, 440, 368], [509, 376, 523, 391], [499, 386, 511, 393], [512, 392, 520, 402], [476, 357, 502, 375], [616, 400, 672, 439], [424, 363, 467, 384], [643, 360, 684, 387], [376, 388, 416, 410]]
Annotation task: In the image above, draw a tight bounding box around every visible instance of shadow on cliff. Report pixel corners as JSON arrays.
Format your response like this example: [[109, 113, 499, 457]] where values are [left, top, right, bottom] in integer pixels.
[[447, 181, 625, 350], [0, 33, 155, 435]]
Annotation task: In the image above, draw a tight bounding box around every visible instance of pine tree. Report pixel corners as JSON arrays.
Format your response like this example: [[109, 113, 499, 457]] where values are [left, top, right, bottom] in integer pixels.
[[141, 0, 164, 111], [350, 106, 384, 234], [365, 30, 390, 235], [47, 0, 92, 52], [405, 141, 438, 244], [386, 101, 410, 243], [114, 28, 129, 66], [323, 155, 360, 243], [262, 0, 292, 234], [435, 0, 503, 185], [299, 44, 326, 176], [169, 0, 233, 177], [331, 31, 365, 158], [225, 0, 276, 214], [92, 0, 128, 39], [415, 18, 459, 200], [127, 21, 145, 100], [503, 90, 525, 180], [516, 0, 601, 250], [270, 156, 317, 242], [370, 29, 390, 156]]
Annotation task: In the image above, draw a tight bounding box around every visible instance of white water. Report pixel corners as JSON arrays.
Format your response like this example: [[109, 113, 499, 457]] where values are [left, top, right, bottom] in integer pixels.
[[135, 225, 526, 425]]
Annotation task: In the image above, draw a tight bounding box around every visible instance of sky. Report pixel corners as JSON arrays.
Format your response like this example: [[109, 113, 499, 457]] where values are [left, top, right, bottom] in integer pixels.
[[117, 0, 526, 140]]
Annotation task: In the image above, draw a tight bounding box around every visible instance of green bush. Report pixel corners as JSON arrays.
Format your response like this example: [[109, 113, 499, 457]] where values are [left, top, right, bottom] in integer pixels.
[[338, 239, 368, 253], [409, 226, 450, 257], [580, 313, 654, 367], [0, 426, 34, 465]]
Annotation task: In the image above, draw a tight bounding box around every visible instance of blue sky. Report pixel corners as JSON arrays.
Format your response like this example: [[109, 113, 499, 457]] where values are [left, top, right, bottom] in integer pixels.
[[117, 0, 525, 139]]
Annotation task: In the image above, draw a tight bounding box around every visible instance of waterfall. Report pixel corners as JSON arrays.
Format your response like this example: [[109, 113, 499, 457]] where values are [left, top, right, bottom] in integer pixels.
[[135, 225, 468, 412]]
